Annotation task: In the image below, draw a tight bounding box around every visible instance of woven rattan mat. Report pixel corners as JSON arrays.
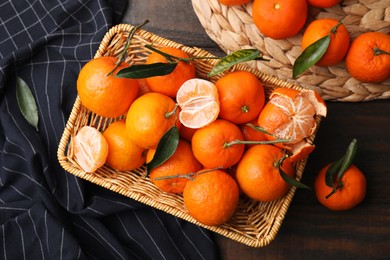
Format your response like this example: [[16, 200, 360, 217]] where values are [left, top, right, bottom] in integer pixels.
[[192, 0, 390, 101]]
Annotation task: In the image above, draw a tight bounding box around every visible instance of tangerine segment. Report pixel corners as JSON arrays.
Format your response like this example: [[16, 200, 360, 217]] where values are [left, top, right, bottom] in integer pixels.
[[73, 126, 108, 173], [183, 169, 239, 226], [176, 78, 220, 129], [126, 92, 181, 149]]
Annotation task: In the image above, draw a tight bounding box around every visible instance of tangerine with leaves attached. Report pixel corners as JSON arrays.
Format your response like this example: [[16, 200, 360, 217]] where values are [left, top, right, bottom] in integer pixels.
[[77, 56, 139, 118]]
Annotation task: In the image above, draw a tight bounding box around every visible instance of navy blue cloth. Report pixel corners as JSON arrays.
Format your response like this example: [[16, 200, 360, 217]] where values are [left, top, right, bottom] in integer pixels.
[[0, 0, 219, 259]]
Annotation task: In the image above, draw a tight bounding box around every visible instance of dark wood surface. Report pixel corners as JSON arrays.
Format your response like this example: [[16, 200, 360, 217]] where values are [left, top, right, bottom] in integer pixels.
[[123, 1, 390, 259]]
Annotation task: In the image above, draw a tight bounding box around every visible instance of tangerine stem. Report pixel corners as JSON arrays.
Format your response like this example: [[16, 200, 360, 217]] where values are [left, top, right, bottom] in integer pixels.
[[165, 103, 179, 119], [224, 138, 290, 148], [107, 20, 149, 76], [325, 183, 344, 199], [154, 167, 223, 181], [330, 21, 343, 35], [373, 46, 390, 56]]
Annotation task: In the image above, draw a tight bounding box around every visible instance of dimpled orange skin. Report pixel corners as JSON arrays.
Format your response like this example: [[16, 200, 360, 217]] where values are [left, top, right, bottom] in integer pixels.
[[145, 47, 196, 98], [236, 144, 295, 202], [148, 139, 202, 194], [345, 32, 390, 83], [217, 0, 250, 6], [216, 71, 265, 124], [125, 92, 181, 150], [77, 56, 139, 118], [307, 0, 341, 8], [183, 169, 240, 226], [315, 163, 367, 211], [191, 119, 245, 169], [102, 120, 146, 171], [252, 0, 308, 40], [301, 18, 350, 67]]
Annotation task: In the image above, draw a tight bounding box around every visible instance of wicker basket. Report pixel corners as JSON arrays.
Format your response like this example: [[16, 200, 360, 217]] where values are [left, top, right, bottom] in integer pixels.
[[57, 23, 323, 248], [191, 0, 390, 101]]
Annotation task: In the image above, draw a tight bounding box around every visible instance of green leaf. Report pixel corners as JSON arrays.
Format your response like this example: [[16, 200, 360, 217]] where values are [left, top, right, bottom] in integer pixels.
[[208, 49, 265, 77], [325, 139, 358, 188], [293, 35, 331, 78], [146, 126, 180, 176], [279, 167, 311, 190], [16, 77, 39, 131], [325, 158, 344, 188], [116, 62, 178, 79]]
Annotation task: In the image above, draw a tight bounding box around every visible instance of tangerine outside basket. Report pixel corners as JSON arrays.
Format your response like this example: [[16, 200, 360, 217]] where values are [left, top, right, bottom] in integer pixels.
[[57, 23, 324, 248]]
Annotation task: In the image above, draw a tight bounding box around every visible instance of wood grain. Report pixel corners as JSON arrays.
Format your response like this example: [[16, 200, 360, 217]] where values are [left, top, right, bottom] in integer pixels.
[[122, 1, 390, 258]]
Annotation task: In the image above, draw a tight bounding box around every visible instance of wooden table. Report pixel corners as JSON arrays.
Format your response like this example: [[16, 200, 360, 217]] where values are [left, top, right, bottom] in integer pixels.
[[122, 1, 390, 258]]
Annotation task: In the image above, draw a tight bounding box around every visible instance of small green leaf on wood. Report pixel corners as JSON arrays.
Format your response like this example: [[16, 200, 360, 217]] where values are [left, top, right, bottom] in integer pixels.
[[293, 35, 331, 78], [16, 77, 39, 131], [208, 49, 266, 77], [146, 126, 180, 176], [117, 62, 178, 79]]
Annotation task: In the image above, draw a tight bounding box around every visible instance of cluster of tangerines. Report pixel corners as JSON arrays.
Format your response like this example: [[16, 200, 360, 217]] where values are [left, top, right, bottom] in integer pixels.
[[218, 0, 390, 82], [73, 45, 333, 226]]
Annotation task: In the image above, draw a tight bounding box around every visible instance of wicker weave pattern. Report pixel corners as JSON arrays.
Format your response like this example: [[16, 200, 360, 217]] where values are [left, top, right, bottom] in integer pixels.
[[57, 24, 322, 247], [191, 0, 390, 101]]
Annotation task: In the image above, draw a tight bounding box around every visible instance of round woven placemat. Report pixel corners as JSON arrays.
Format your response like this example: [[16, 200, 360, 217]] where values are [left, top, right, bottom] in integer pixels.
[[191, 0, 390, 101]]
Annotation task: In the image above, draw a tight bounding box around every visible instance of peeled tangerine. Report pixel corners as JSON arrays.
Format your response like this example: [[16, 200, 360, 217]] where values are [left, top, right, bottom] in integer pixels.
[[73, 126, 108, 172], [258, 88, 327, 162], [176, 78, 220, 129]]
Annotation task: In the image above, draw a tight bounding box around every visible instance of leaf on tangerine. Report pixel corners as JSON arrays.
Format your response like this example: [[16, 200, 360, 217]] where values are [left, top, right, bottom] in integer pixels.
[[325, 139, 358, 188], [116, 62, 178, 79], [208, 49, 266, 77], [279, 167, 312, 190], [293, 35, 331, 78], [146, 126, 180, 176]]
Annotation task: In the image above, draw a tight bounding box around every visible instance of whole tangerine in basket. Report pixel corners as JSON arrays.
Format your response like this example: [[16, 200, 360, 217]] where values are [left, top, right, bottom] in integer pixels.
[[345, 32, 390, 83], [252, 0, 308, 40], [307, 0, 341, 8], [73, 126, 109, 173], [257, 87, 327, 160], [126, 92, 181, 149], [102, 119, 146, 171], [236, 144, 295, 202], [77, 56, 139, 118], [183, 169, 239, 226], [301, 18, 350, 67], [215, 71, 265, 124], [145, 46, 196, 98], [147, 139, 202, 194], [191, 119, 245, 169], [176, 78, 220, 129], [217, 0, 250, 6]]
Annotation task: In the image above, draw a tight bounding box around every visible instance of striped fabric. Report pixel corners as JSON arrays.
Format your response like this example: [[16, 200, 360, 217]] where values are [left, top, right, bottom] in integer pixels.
[[0, 0, 218, 259]]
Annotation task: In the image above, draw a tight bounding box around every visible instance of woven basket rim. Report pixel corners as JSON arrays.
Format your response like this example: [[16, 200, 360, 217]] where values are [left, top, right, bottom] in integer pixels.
[[57, 23, 322, 248]]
